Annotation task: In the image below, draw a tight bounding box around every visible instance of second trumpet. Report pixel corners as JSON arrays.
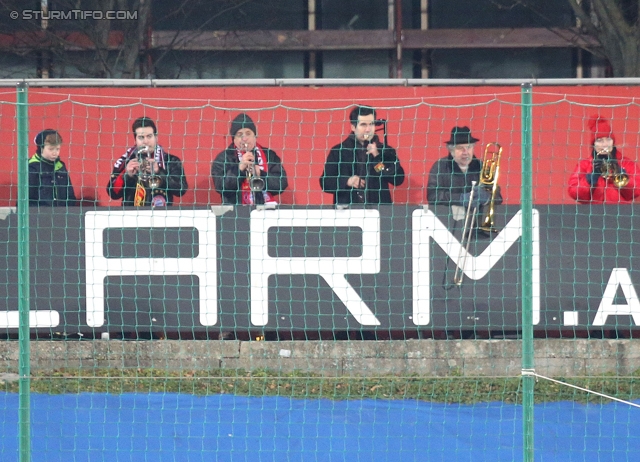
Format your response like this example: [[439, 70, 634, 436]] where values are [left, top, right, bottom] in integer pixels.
[[597, 148, 629, 187]]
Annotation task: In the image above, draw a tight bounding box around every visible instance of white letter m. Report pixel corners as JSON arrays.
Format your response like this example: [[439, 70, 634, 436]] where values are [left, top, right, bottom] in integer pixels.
[[411, 208, 540, 326]]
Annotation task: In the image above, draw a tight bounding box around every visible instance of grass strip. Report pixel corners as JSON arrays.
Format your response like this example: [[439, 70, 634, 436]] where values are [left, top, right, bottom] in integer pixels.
[[1, 368, 640, 404]]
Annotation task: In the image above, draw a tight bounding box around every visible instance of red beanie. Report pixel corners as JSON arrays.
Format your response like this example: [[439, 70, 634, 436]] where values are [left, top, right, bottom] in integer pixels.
[[588, 115, 615, 145]]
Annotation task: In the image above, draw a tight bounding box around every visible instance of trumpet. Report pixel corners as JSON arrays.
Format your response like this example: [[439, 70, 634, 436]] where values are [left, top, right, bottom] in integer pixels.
[[453, 142, 502, 286], [597, 148, 629, 188], [242, 143, 265, 192], [136, 146, 162, 189]]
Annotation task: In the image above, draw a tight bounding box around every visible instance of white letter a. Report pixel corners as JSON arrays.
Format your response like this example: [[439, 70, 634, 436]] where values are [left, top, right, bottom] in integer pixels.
[[592, 268, 640, 326]]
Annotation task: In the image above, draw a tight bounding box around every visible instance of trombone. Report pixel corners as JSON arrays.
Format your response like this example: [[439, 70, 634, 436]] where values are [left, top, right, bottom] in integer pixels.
[[453, 142, 503, 286], [478, 142, 502, 233], [453, 180, 478, 286]]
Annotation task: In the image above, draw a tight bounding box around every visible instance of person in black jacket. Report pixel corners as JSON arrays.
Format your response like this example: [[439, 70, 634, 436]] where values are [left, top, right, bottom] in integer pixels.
[[28, 129, 77, 207], [320, 105, 404, 205], [211, 113, 288, 205], [107, 117, 188, 207], [427, 126, 503, 208]]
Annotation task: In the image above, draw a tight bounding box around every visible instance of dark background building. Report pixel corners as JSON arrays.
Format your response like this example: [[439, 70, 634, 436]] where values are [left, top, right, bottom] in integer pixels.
[[0, 0, 610, 79]]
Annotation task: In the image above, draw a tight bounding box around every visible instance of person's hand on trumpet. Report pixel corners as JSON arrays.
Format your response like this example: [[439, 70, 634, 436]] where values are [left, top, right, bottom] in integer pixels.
[[586, 158, 604, 186], [239, 151, 257, 173]]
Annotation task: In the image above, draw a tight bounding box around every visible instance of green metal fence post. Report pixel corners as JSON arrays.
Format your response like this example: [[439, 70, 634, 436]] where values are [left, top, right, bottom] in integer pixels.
[[521, 82, 534, 462], [16, 82, 31, 462]]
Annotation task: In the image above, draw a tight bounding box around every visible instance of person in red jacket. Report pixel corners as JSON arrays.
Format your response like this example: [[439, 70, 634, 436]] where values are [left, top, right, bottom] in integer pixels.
[[568, 115, 639, 203]]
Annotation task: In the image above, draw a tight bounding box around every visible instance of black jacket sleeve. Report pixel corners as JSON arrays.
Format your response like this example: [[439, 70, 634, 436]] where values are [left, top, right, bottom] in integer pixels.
[[106, 168, 132, 200], [64, 171, 78, 206], [319, 147, 349, 195], [427, 159, 456, 205], [263, 149, 288, 195], [163, 153, 188, 198], [28, 165, 41, 206], [211, 149, 245, 199]]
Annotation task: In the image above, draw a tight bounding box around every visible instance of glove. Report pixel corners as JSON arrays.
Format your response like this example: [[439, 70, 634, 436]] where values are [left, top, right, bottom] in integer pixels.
[[587, 159, 604, 186], [460, 185, 492, 208]]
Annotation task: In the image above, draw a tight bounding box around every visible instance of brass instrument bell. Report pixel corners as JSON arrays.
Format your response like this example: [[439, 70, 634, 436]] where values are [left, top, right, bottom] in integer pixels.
[[136, 146, 163, 189], [597, 147, 629, 188], [243, 143, 265, 192]]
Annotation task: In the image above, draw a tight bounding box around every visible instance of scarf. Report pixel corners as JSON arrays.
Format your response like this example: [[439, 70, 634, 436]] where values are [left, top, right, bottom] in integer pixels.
[[237, 143, 277, 205], [113, 144, 167, 172]]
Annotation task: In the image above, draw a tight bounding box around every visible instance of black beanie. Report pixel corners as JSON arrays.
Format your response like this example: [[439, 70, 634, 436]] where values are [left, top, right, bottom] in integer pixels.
[[34, 129, 62, 154], [229, 113, 257, 137]]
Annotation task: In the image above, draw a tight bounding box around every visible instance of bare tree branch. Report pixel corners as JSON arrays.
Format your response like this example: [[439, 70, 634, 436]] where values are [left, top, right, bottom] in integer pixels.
[[521, 0, 640, 77], [150, 0, 253, 72], [566, 0, 600, 36], [592, 0, 632, 37]]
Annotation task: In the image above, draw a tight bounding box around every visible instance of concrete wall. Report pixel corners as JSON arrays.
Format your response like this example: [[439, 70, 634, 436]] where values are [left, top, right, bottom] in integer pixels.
[[0, 339, 638, 377]]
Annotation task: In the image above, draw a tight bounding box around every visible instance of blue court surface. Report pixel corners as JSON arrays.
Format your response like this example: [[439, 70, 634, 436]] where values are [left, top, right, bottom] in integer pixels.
[[0, 393, 639, 461]]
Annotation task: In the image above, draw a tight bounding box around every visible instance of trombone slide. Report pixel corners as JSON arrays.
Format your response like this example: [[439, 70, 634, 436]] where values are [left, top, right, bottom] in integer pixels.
[[453, 181, 477, 286]]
